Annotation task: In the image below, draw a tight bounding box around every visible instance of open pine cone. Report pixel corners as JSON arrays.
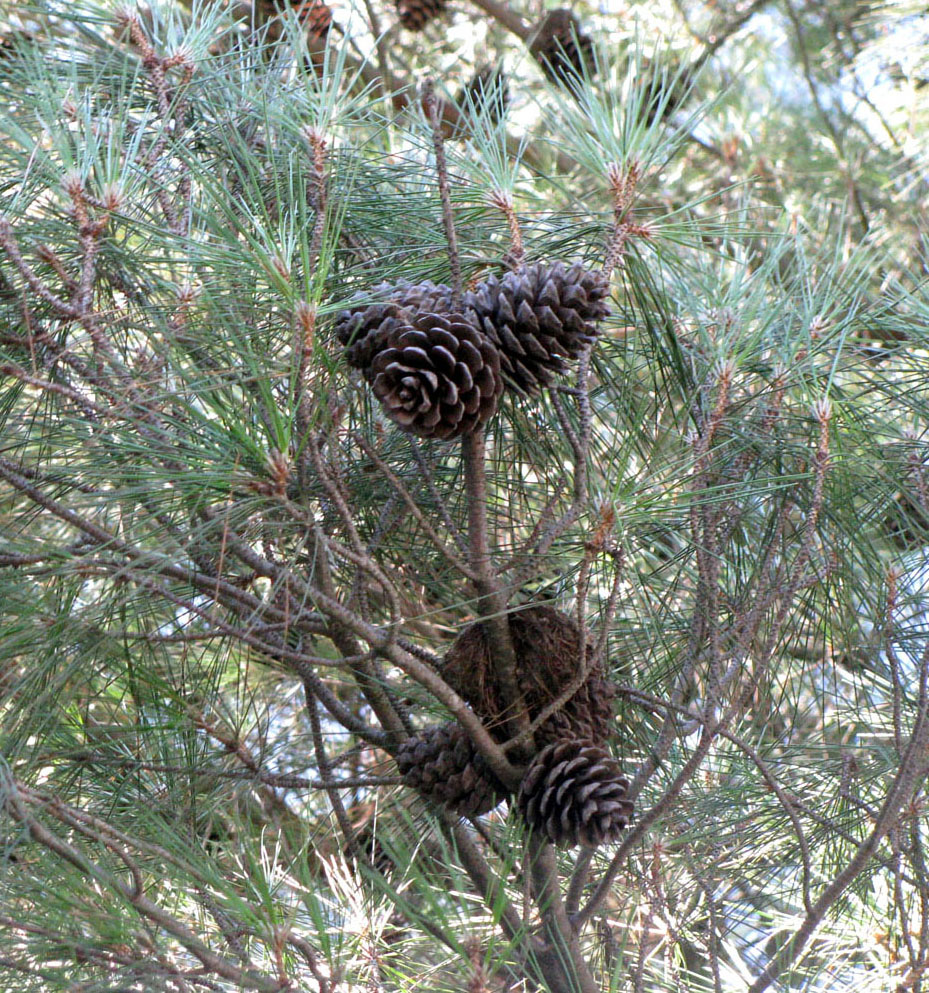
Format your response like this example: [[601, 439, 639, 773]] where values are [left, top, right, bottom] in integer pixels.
[[396, 722, 508, 817], [335, 278, 454, 369], [359, 313, 502, 440], [518, 739, 632, 847], [462, 262, 610, 394]]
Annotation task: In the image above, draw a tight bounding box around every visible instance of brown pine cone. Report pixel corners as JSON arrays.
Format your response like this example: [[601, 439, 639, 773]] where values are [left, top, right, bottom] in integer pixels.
[[335, 279, 454, 368], [442, 605, 616, 747], [396, 722, 508, 817], [462, 262, 610, 394], [338, 308, 408, 371], [529, 9, 595, 89], [396, 0, 446, 31], [364, 313, 503, 440], [518, 739, 633, 847], [543, 675, 617, 745]]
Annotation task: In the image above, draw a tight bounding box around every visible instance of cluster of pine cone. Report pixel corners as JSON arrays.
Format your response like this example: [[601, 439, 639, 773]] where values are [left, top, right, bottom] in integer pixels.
[[335, 263, 610, 440], [396, 606, 633, 848]]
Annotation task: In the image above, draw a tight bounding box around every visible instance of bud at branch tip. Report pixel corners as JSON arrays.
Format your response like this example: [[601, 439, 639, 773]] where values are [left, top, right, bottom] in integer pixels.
[[812, 398, 832, 424]]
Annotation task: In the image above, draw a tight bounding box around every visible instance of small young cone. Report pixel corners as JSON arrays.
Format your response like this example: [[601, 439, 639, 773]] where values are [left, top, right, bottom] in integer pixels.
[[396, 722, 508, 817], [518, 739, 633, 847], [462, 262, 610, 394]]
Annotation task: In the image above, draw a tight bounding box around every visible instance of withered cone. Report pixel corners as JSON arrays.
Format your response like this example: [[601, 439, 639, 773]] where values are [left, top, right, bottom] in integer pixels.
[[518, 739, 633, 847], [442, 605, 616, 746], [462, 262, 610, 394], [396, 722, 508, 817]]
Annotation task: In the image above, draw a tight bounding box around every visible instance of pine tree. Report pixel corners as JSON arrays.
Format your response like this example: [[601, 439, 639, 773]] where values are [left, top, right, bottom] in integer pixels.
[[1, 2, 928, 992]]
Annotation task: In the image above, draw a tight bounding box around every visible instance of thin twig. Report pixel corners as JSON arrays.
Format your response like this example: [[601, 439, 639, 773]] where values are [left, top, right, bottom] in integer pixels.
[[355, 434, 478, 579], [467, 0, 532, 41], [72, 754, 400, 791], [305, 687, 359, 855], [748, 639, 929, 992], [565, 847, 594, 918], [423, 78, 461, 308], [409, 439, 469, 555], [0, 775, 285, 993]]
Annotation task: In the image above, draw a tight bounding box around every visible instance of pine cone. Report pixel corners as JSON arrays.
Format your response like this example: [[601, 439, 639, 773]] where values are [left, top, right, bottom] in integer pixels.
[[396, 0, 446, 31], [359, 313, 503, 440], [462, 262, 610, 394], [442, 605, 616, 747], [335, 279, 454, 368], [518, 740, 633, 847], [529, 9, 595, 88], [458, 67, 510, 125], [542, 675, 617, 745], [396, 722, 508, 817]]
